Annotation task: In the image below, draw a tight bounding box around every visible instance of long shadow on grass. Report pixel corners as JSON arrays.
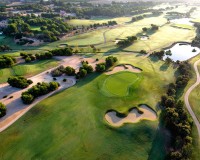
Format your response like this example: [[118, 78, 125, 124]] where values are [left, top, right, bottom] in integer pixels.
[[76, 72, 102, 88]]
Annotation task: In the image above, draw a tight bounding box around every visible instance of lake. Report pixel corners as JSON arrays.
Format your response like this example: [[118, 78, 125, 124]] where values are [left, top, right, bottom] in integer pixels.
[[164, 43, 200, 61]]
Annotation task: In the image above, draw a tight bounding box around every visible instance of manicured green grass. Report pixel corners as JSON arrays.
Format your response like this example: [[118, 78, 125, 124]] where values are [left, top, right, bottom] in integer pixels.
[[30, 26, 41, 31], [67, 16, 132, 26], [125, 25, 195, 52], [171, 24, 194, 30], [101, 72, 141, 97], [0, 60, 59, 83], [0, 53, 176, 160]]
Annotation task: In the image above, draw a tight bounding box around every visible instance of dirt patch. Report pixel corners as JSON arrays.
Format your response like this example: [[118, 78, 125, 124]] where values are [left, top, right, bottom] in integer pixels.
[[105, 105, 157, 127], [105, 64, 142, 75]]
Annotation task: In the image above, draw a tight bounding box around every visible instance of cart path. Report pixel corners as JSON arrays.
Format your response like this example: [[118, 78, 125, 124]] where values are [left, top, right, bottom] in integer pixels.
[[184, 59, 200, 137]]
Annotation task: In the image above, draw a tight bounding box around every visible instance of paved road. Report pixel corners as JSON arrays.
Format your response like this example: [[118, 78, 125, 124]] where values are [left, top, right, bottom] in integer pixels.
[[184, 59, 200, 137]]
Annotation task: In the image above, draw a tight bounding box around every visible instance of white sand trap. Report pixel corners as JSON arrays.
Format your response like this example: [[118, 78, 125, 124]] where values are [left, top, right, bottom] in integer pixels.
[[140, 35, 149, 41], [105, 105, 157, 127], [106, 64, 142, 75]]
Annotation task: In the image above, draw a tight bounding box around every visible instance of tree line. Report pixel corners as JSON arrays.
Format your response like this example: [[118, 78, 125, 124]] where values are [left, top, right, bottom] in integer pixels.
[[117, 36, 137, 47], [50, 56, 118, 79], [160, 61, 193, 160]]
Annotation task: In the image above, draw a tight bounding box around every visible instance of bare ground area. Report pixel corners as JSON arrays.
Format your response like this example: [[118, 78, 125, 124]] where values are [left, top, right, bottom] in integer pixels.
[[105, 64, 142, 75]]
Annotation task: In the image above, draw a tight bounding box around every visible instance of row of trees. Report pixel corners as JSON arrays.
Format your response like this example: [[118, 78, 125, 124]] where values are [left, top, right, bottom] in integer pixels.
[[117, 36, 137, 47], [50, 56, 118, 78], [0, 102, 6, 118], [7, 76, 33, 89], [50, 47, 73, 56], [20, 52, 53, 63], [20, 47, 74, 63], [21, 82, 59, 104], [0, 56, 16, 68], [131, 15, 145, 22], [176, 62, 191, 88], [86, 21, 117, 29], [160, 61, 193, 160], [142, 24, 159, 33]]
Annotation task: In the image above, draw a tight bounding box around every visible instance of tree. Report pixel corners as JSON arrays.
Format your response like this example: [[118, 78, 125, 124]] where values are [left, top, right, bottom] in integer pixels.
[[49, 82, 59, 91], [79, 69, 87, 78], [142, 27, 148, 32], [65, 66, 76, 76], [21, 93, 34, 104], [96, 63, 106, 72], [165, 96, 176, 108], [105, 56, 118, 67], [3, 24, 18, 36], [0, 102, 6, 118]]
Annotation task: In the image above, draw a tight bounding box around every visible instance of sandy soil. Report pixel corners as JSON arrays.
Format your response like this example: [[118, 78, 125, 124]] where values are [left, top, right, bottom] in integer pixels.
[[105, 105, 157, 127], [0, 55, 100, 132], [105, 64, 142, 75]]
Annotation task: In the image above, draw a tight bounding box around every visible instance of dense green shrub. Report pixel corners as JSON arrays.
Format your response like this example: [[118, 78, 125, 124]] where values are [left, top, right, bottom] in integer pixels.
[[95, 63, 106, 72], [0, 102, 6, 118], [105, 56, 118, 67], [21, 82, 59, 104], [51, 66, 65, 77], [50, 47, 73, 56], [7, 76, 33, 89], [65, 66, 76, 76], [0, 56, 16, 68]]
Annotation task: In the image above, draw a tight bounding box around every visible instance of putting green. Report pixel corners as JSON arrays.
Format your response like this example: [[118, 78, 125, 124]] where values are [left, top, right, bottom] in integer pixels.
[[102, 72, 141, 97]]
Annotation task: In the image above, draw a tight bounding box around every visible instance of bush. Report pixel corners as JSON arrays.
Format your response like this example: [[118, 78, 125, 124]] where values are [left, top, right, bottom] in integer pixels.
[[65, 66, 76, 76], [96, 63, 106, 72], [21, 93, 34, 104], [51, 66, 65, 77], [105, 56, 118, 67], [21, 82, 59, 104], [0, 102, 6, 118], [7, 76, 33, 89], [25, 57, 32, 63], [79, 69, 87, 78], [0, 56, 16, 68]]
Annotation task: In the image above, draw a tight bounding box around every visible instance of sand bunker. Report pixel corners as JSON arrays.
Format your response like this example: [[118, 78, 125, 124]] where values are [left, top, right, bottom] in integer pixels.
[[106, 64, 142, 75], [140, 35, 149, 41], [105, 105, 157, 127]]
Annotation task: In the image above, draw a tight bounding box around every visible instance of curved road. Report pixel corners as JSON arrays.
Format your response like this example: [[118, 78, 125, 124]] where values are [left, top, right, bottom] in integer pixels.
[[184, 59, 200, 137]]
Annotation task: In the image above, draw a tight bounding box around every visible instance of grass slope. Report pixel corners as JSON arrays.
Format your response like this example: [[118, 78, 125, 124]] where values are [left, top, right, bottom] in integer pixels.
[[0, 54, 176, 160], [0, 60, 59, 83]]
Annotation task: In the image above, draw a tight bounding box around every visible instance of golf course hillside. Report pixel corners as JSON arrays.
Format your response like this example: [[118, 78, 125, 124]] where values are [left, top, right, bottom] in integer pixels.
[[105, 105, 157, 127], [0, 1, 200, 160]]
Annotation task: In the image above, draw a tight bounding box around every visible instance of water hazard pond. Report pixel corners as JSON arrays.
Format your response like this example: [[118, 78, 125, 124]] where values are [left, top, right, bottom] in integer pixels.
[[164, 43, 200, 61]]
